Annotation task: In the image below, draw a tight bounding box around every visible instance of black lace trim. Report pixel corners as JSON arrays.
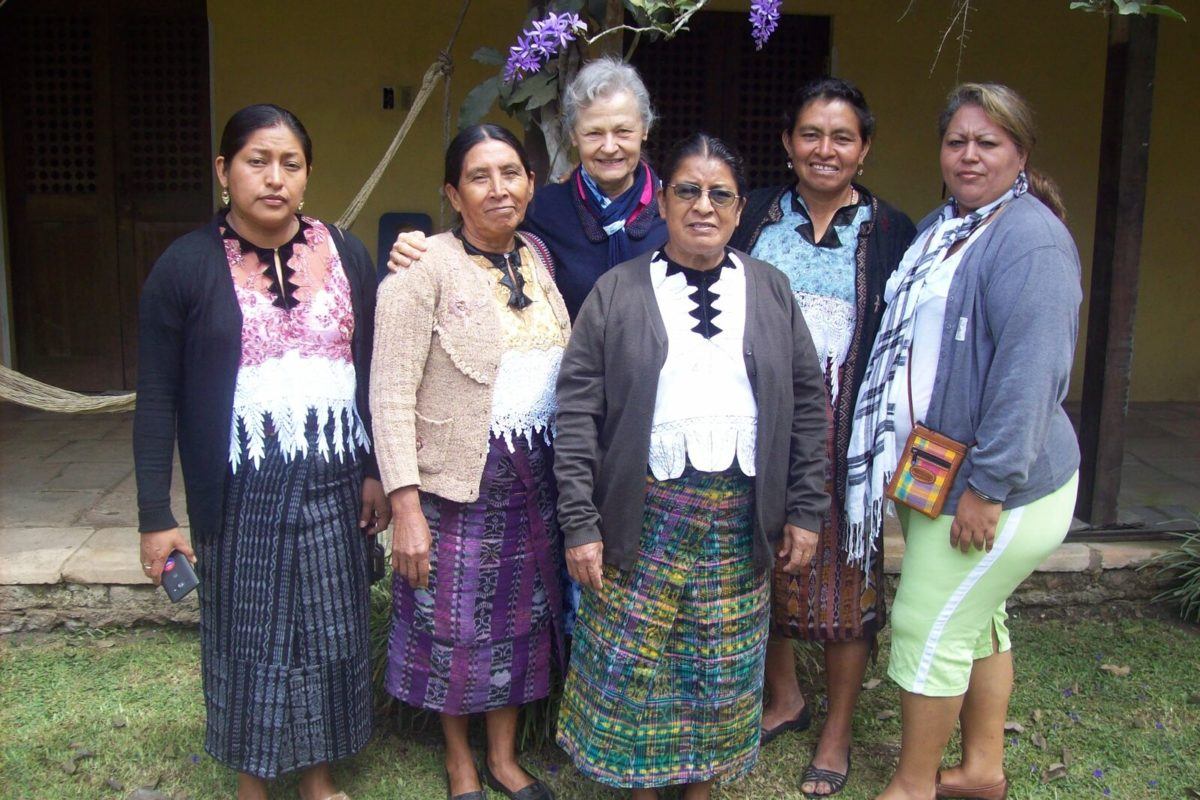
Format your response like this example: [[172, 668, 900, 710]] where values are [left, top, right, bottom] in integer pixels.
[[660, 249, 736, 340], [219, 211, 309, 310], [789, 186, 867, 249], [455, 229, 533, 310]]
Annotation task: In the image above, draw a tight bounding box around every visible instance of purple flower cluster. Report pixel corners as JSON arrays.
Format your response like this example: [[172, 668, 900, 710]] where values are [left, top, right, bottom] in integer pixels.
[[749, 0, 782, 50], [504, 10, 588, 82]]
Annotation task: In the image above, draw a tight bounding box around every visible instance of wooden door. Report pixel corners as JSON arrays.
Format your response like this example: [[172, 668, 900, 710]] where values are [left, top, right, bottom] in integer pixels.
[[632, 12, 831, 190], [0, 0, 211, 391]]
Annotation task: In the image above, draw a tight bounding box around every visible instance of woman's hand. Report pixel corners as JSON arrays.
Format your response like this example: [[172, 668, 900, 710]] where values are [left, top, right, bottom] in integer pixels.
[[777, 524, 818, 574], [387, 231, 429, 272], [358, 477, 391, 535], [950, 489, 1003, 553], [139, 528, 195, 586], [566, 541, 605, 592], [391, 508, 432, 589]]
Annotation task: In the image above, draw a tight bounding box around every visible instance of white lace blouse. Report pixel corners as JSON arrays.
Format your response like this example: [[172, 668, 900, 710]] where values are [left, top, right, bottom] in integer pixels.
[[647, 250, 757, 480], [473, 245, 568, 450]]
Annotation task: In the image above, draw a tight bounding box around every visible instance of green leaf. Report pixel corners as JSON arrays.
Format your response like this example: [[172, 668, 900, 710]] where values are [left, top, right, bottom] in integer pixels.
[[555, 0, 586, 13], [471, 46, 505, 66], [524, 77, 560, 110], [1069, 0, 1186, 20], [508, 70, 556, 105], [1141, 3, 1187, 20], [459, 77, 500, 130]]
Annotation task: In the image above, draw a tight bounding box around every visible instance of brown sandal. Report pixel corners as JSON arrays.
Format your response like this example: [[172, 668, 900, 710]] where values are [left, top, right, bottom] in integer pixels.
[[935, 771, 1008, 800]]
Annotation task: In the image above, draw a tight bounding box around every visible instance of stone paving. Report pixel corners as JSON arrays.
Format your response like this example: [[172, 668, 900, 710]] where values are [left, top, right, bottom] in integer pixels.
[[1, 401, 1196, 629], [0, 403, 186, 589]]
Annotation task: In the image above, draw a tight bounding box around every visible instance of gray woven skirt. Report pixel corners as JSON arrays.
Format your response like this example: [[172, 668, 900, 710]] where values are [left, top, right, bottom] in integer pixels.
[[194, 422, 371, 779]]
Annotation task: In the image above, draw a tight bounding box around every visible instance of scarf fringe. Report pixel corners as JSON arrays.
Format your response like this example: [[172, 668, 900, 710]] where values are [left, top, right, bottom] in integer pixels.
[[844, 474, 890, 587]]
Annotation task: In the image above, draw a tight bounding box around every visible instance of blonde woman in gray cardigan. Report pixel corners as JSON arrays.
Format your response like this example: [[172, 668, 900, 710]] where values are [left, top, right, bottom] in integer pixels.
[[370, 125, 567, 800], [847, 85, 1081, 800]]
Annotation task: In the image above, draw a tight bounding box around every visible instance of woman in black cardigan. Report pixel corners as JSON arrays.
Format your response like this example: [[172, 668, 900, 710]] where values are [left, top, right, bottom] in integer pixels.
[[134, 104, 389, 800], [728, 78, 915, 798]]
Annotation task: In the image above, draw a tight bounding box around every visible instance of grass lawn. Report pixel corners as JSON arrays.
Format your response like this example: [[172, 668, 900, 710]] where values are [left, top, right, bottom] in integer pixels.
[[2, 615, 1198, 799]]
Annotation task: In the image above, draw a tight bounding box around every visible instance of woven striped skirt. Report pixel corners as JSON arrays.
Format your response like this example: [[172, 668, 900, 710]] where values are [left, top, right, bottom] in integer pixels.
[[385, 434, 564, 715], [772, 407, 886, 642], [195, 421, 371, 779], [556, 468, 770, 789]]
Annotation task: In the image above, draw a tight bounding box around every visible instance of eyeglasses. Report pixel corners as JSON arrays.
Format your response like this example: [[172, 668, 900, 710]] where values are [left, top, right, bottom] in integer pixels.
[[667, 183, 741, 208]]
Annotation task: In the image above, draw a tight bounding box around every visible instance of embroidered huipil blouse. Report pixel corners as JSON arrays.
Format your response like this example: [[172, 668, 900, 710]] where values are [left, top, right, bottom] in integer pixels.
[[460, 241, 568, 450], [222, 214, 369, 471], [750, 190, 871, 406], [648, 249, 757, 480]]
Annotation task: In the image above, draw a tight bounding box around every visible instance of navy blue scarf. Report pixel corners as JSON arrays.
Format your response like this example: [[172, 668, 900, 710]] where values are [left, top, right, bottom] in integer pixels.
[[576, 162, 652, 268]]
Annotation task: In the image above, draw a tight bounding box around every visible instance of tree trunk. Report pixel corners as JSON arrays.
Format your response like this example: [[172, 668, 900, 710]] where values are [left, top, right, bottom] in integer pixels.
[[598, 0, 624, 57], [1075, 14, 1159, 526]]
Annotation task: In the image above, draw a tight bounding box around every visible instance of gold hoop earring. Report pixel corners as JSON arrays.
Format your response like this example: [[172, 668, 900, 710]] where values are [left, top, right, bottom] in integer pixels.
[[298, 199, 305, 212], [220, 188, 230, 205]]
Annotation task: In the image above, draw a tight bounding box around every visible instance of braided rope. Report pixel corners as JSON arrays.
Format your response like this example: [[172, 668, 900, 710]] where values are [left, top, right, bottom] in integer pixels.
[[0, 364, 136, 413]]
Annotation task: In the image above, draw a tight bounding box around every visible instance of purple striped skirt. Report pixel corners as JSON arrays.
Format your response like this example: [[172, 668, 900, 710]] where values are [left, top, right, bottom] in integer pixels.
[[385, 434, 565, 715]]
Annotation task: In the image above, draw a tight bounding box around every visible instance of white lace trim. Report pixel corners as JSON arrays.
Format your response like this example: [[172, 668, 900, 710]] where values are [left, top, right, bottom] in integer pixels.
[[648, 415, 757, 480], [229, 352, 369, 471], [795, 291, 855, 405], [489, 346, 563, 451]]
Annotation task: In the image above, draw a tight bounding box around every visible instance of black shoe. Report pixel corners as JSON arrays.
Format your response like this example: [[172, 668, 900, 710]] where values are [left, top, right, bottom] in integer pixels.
[[760, 702, 813, 747], [444, 768, 486, 800], [801, 752, 851, 798], [480, 761, 555, 800]]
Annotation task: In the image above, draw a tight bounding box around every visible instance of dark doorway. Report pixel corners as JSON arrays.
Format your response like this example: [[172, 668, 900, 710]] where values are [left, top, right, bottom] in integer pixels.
[[1, 0, 212, 391], [631, 11, 831, 190]]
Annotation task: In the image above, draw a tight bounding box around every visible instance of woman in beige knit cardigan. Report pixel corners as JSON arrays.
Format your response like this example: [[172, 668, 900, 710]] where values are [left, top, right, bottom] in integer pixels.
[[370, 124, 568, 800]]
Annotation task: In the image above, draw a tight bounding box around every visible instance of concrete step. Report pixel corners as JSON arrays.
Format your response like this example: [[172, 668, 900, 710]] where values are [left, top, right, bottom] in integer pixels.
[[0, 522, 1176, 587]]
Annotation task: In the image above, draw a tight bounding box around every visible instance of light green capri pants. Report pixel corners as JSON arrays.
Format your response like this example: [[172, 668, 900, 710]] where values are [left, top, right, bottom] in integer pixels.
[[888, 473, 1078, 697]]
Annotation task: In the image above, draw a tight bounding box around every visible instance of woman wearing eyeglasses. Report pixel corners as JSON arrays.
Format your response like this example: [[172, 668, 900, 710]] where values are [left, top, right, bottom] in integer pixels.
[[370, 124, 567, 800], [554, 133, 830, 800]]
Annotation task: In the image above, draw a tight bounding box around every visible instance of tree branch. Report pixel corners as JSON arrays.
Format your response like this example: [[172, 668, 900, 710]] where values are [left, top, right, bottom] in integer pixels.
[[929, 0, 972, 79], [585, 0, 710, 46]]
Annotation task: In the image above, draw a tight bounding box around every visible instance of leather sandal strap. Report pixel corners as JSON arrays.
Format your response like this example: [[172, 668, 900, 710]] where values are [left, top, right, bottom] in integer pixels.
[[802, 764, 849, 795]]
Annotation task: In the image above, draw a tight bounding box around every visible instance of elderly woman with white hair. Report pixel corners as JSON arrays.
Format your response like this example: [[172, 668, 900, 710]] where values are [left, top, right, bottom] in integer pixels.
[[388, 55, 668, 319]]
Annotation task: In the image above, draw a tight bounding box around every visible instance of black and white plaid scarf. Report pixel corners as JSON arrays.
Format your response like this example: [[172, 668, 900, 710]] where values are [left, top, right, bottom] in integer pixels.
[[843, 172, 1028, 572]]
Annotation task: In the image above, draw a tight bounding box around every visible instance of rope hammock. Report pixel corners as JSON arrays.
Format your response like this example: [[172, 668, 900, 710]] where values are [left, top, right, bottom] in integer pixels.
[[0, 364, 138, 413], [1, 1, 471, 415]]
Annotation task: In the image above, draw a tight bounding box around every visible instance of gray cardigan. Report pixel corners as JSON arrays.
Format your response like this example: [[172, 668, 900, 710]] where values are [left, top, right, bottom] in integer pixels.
[[554, 249, 830, 572], [920, 193, 1082, 512]]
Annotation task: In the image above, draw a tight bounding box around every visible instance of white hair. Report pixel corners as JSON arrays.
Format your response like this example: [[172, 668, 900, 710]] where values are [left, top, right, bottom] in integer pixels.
[[562, 56, 656, 134]]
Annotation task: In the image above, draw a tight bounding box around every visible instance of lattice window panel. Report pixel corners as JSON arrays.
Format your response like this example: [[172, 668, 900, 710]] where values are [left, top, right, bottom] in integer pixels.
[[735, 16, 830, 189], [632, 13, 830, 190], [15, 15, 99, 195], [123, 16, 209, 194], [635, 37, 708, 173]]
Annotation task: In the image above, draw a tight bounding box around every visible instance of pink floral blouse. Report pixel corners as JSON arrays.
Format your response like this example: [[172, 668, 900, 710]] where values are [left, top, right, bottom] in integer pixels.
[[220, 214, 369, 471]]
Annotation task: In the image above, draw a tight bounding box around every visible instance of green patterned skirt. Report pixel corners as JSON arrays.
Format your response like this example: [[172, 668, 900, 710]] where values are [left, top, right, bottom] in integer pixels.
[[556, 468, 770, 789]]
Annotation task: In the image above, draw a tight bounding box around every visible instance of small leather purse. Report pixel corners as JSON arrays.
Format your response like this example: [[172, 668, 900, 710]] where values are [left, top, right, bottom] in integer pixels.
[[886, 346, 969, 518]]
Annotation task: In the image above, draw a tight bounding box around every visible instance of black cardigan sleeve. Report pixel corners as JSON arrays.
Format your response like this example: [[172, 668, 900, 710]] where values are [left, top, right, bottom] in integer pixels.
[[333, 225, 381, 481], [133, 245, 191, 533]]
